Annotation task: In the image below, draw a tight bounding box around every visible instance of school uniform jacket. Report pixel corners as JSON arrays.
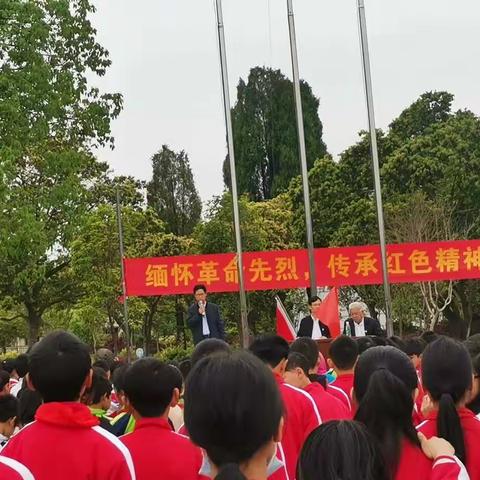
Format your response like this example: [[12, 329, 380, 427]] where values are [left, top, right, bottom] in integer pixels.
[[417, 408, 480, 479], [395, 439, 468, 480], [1, 402, 135, 480], [327, 384, 352, 413], [304, 382, 350, 421], [330, 373, 354, 402], [0, 457, 35, 480], [121, 417, 205, 480], [272, 373, 321, 480]]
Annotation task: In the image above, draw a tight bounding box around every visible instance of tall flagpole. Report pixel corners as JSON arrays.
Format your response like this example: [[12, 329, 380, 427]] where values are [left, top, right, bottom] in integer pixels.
[[286, 0, 317, 296], [215, 0, 250, 347], [357, 0, 393, 336], [116, 186, 132, 362]]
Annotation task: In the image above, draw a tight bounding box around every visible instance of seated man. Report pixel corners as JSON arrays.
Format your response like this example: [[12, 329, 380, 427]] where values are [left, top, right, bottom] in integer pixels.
[[343, 302, 383, 337]]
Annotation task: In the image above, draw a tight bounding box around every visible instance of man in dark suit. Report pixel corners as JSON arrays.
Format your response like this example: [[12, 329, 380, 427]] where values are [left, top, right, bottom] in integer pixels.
[[297, 296, 331, 339], [187, 284, 226, 345], [343, 301, 384, 337]]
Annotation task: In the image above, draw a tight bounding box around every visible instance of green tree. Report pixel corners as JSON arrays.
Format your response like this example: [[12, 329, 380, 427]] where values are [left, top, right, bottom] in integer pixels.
[[0, 0, 122, 344], [147, 145, 202, 236], [224, 67, 327, 200]]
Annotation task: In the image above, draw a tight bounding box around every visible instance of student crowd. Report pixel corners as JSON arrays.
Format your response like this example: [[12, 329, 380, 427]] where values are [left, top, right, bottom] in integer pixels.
[[0, 328, 479, 479]]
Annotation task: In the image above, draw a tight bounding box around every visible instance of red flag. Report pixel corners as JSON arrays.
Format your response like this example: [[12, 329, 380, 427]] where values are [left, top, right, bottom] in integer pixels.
[[275, 296, 296, 342], [317, 287, 341, 338]]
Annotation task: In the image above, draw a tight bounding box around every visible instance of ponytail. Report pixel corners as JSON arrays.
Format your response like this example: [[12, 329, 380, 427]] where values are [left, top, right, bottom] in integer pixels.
[[437, 393, 466, 465], [355, 368, 418, 472], [215, 463, 246, 480]]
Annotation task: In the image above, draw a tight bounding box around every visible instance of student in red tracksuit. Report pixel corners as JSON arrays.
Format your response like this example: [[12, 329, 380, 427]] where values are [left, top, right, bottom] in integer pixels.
[[120, 357, 204, 480], [417, 336, 480, 479], [328, 335, 358, 408], [353, 345, 465, 480], [1, 331, 134, 480], [249, 335, 321, 480], [184, 350, 285, 480], [0, 456, 35, 480], [284, 353, 350, 422]]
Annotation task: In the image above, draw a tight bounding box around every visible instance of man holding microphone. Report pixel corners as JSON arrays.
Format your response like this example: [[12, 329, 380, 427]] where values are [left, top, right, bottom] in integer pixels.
[[187, 284, 226, 345]]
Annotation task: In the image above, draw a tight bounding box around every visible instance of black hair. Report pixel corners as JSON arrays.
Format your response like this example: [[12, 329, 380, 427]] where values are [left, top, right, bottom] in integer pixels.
[[0, 395, 18, 423], [386, 336, 407, 353], [464, 334, 480, 359], [354, 346, 419, 474], [297, 421, 389, 480], [111, 364, 128, 393], [422, 336, 472, 466], [286, 353, 310, 374], [193, 284, 207, 294], [178, 358, 192, 380], [185, 351, 283, 480], [85, 370, 112, 405], [370, 336, 387, 346], [249, 334, 289, 369], [14, 355, 29, 378], [2, 360, 15, 374], [404, 337, 426, 357], [467, 354, 480, 415], [92, 360, 110, 374], [308, 295, 321, 305], [356, 336, 375, 355], [421, 331, 439, 344], [191, 338, 231, 368], [329, 336, 358, 370], [92, 366, 108, 380], [123, 358, 182, 417], [28, 331, 92, 403], [0, 371, 10, 391], [290, 338, 319, 371]]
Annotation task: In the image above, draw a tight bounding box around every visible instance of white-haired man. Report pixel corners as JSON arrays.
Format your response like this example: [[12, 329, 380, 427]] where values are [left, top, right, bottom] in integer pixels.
[[343, 301, 384, 337]]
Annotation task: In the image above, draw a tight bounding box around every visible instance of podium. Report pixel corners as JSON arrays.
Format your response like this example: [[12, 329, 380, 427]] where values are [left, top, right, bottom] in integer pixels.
[[316, 338, 333, 359]]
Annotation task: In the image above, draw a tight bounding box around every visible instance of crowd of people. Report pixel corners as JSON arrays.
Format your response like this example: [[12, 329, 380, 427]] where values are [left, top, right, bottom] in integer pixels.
[[0, 325, 479, 479]]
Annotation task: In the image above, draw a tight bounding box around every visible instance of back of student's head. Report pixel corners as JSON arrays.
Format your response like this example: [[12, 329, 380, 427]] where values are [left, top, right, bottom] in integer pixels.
[[2, 360, 15, 375], [354, 346, 418, 473], [356, 336, 375, 355], [191, 338, 231, 368], [123, 358, 182, 417], [0, 371, 10, 393], [386, 336, 407, 353], [0, 394, 18, 423], [249, 334, 289, 369], [286, 352, 310, 374], [84, 369, 112, 405], [370, 336, 387, 347], [421, 331, 439, 345], [404, 337, 426, 358], [290, 338, 318, 371], [14, 354, 29, 378], [111, 364, 128, 394], [329, 336, 358, 370], [28, 331, 91, 402], [178, 358, 192, 380], [297, 421, 389, 480], [422, 336, 471, 465], [92, 360, 109, 375], [185, 351, 283, 480]]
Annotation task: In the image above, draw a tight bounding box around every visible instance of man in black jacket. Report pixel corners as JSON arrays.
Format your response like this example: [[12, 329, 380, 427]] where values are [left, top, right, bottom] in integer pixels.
[[297, 296, 331, 339], [343, 301, 384, 337], [187, 284, 226, 345]]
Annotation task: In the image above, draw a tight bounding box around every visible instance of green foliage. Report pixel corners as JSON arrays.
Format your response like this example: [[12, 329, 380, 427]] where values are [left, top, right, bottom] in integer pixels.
[[147, 145, 202, 236], [154, 336, 193, 363], [224, 67, 327, 200]]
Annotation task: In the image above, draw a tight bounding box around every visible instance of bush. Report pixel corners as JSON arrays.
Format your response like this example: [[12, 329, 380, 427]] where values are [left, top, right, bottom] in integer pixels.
[[0, 351, 19, 362], [155, 345, 193, 363]]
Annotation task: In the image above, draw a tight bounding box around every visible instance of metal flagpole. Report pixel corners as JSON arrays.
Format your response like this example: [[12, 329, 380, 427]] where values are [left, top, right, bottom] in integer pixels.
[[116, 186, 132, 362], [215, 0, 250, 347], [356, 0, 393, 336], [286, 0, 317, 296]]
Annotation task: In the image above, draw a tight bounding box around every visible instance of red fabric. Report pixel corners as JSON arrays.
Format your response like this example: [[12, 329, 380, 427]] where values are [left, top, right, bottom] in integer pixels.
[[326, 384, 352, 412], [276, 298, 296, 342], [273, 373, 320, 480], [331, 373, 354, 404], [431, 457, 463, 480], [316, 287, 340, 337], [305, 382, 351, 421], [121, 417, 205, 480], [0, 457, 34, 480], [417, 407, 480, 479], [2, 402, 134, 480]]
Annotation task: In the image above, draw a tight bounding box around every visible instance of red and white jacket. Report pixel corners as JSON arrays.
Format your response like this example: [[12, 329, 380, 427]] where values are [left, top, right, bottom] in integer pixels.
[[304, 382, 350, 422], [271, 373, 321, 480], [1, 402, 135, 480], [0, 456, 35, 480], [396, 439, 468, 480], [121, 417, 205, 480], [326, 384, 352, 412]]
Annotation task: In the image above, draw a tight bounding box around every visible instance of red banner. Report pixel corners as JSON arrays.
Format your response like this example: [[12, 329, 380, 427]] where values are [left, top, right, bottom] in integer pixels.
[[124, 239, 480, 297]]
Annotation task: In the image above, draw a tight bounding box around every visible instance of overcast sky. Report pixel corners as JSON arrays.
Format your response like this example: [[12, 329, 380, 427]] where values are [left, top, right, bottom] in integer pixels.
[[90, 0, 480, 204]]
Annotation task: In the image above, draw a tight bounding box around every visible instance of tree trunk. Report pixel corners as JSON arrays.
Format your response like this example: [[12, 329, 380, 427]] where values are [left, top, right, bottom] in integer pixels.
[[27, 310, 42, 347]]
